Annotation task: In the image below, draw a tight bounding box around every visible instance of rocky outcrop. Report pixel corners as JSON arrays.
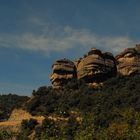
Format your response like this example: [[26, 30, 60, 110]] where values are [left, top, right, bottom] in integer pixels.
[[116, 44, 140, 76], [76, 48, 116, 86], [50, 58, 76, 88], [50, 44, 140, 88]]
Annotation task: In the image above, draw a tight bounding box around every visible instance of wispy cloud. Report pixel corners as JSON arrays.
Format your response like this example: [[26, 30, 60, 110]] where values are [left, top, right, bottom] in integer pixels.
[[0, 25, 134, 55]]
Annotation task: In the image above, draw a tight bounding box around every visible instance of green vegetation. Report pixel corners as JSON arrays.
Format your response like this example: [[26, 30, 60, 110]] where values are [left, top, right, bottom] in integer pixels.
[[0, 130, 16, 140], [21, 75, 140, 139], [0, 94, 29, 121], [1, 75, 140, 139], [16, 118, 38, 140]]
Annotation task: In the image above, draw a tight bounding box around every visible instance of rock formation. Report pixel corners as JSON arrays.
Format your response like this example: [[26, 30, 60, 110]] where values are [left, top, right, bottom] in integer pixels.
[[116, 44, 140, 76], [76, 48, 116, 86], [50, 44, 140, 88], [50, 58, 77, 88]]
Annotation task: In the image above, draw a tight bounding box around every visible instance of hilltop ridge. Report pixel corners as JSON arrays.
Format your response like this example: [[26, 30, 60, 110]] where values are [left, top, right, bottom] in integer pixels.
[[51, 44, 140, 88]]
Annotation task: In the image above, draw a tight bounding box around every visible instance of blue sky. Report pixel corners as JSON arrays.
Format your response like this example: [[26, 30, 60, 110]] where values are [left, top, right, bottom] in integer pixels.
[[0, 0, 140, 95]]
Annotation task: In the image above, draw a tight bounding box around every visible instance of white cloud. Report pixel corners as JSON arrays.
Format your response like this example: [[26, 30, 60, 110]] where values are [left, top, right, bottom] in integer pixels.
[[0, 26, 134, 55]]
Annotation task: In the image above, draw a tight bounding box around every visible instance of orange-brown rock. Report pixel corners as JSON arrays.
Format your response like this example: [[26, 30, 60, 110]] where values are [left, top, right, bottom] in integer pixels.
[[77, 48, 116, 85], [50, 58, 76, 88], [116, 44, 140, 76]]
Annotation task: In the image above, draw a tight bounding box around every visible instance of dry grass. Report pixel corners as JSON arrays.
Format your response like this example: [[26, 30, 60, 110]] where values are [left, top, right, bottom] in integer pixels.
[[0, 109, 45, 132]]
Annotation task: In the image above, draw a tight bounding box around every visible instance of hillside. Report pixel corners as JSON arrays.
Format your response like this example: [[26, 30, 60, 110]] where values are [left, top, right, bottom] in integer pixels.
[[0, 76, 140, 139], [0, 46, 140, 139], [15, 75, 140, 139]]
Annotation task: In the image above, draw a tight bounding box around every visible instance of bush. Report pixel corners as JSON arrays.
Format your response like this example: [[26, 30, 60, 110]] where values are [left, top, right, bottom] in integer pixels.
[[19, 75, 140, 139]]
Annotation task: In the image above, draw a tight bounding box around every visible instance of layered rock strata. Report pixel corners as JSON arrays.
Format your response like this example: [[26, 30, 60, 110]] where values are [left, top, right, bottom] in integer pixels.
[[76, 48, 116, 86], [50, 59, 76, 88], [116, 44, 140, 76]]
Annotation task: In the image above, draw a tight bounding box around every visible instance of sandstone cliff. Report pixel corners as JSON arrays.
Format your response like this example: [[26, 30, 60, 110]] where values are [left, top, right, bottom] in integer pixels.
[[50, 45, 140, 88], [76, 48, 116, 86], [116, 44, 140, 76], [50, 58, 77, 88]]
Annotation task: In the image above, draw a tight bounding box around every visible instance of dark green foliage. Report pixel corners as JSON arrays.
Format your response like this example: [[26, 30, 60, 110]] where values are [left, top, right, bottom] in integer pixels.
[[16, 119, 38, 140], [25, 75, 140, 119], [23, 75, 140, 139], [1, 75, 140, 139], [0, 130, 15, 140], [0, 94, 29, 121], [21, 118, 38, 130], [35, 118, 60, 138], [34, 116, 80, 140]]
